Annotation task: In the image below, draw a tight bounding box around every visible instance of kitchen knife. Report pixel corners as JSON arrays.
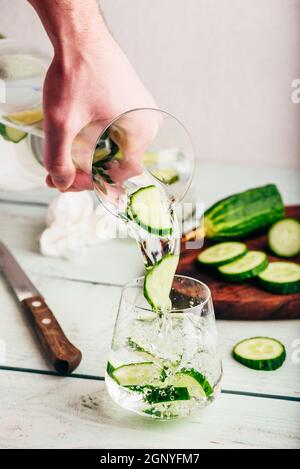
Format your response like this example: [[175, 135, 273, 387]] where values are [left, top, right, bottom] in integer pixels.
[[0, 241, 82, 374]]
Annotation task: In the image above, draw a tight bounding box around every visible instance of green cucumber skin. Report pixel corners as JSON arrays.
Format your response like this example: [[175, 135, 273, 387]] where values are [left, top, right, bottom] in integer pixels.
[[233, 337, 286, 371], [106, 362, 115, 378], [126, 385, 190, 404], [179, 368, 213, 397], [218, 255, 269, 282], [0, 123, 27, 143], [204, 184, 284, 241], [257, 277, 300, 295]]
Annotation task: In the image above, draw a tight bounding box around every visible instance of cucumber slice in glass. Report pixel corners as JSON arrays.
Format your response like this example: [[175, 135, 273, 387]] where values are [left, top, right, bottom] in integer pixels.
[[258, 261, 300, 294], [197, 242, 247, 267], [268, 218, 300, 258], [218, 250, 268, 281], [127, 385, 190, 404], [128, 185, 172, 236], [233, 337, 286, 371], [144, 254, 179, 310], [111, 362, 162, 386], [173, 368, 213, 398]]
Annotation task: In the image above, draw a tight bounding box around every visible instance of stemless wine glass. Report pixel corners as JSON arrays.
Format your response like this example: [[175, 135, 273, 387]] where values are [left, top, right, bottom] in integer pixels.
[[105, 275, 222, 420]]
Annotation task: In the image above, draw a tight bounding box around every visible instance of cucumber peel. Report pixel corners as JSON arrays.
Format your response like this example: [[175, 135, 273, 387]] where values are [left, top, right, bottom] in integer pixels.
[[233, 337, 286, 371], [173, 368, 213, 398], [204, 184, 284, 241], [0, 123, 27, 143], [127, 385, 190, 404]]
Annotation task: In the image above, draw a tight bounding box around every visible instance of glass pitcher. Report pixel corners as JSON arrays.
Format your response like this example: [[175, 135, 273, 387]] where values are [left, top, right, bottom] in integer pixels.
[[0, 39, 195, 220]]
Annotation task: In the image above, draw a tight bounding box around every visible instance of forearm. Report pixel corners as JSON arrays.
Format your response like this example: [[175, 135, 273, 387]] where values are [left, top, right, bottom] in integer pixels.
[[28, 0, 109, 55]]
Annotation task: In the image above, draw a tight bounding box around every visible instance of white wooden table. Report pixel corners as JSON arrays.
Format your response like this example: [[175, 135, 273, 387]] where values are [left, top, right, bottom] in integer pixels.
[[0, 162, 299, 449]]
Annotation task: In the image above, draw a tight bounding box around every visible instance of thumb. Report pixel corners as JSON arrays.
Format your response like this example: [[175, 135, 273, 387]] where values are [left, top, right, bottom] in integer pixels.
[[44, 120, 76, 191]]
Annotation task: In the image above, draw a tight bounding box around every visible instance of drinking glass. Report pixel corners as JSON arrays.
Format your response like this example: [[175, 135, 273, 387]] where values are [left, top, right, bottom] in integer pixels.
[[105, 275, 222, 420]]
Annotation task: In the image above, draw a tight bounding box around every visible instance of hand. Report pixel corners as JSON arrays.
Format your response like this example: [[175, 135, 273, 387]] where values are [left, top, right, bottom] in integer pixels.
[[44, 33, 157, 192]]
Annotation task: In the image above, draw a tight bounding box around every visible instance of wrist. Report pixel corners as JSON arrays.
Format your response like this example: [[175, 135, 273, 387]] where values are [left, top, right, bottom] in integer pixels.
[[28, 0, 111, 56]]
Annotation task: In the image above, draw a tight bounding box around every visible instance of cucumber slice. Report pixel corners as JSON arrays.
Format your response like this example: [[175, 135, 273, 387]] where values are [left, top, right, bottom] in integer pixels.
[[218, 250, 268, 281], [233, 337, 286, 371], [197, 242, 247, 267], [173, 368, 213, 398], [127, 385, 190, 404], [258, 261, 300, 294], [127, 337, 155, 361], [144, 254, 179, 310], [128, 185, 172, 236], [0, 123, 27, 143], [268, 218, 300, 258], [151, 168, 179, 185], [112, 362, 162, 386]]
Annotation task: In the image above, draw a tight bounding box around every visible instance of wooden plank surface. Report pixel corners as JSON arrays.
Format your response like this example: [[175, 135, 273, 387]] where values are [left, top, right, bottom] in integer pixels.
[[0, 370, 299, 449]]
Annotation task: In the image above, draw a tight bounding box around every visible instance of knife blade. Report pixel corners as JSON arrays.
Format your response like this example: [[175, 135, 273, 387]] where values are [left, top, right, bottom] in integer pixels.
[[0, 241, 41, 301], [0, 241, 82, 374]]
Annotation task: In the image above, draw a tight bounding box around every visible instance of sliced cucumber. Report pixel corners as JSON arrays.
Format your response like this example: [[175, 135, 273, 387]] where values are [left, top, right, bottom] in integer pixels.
[[127, 385, 190, 404], [0, 123, 27, 143], [233, 337, 286, 371], [268, 218, 300, 258], [173, 368, 213, 398], [144, 254, 179, 310], [111, 362, 162, 386], [258, 261, 300, 294], [127, 337, 155, 361], [151, 168, 179, 185], [128, 185, 172, 236], [218, 250, 268, 281], [197, 242, 247, 267]]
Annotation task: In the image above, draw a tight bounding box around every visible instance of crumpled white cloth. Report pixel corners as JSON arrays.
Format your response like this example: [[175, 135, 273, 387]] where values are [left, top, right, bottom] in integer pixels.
[[40, 191, 128, 259]]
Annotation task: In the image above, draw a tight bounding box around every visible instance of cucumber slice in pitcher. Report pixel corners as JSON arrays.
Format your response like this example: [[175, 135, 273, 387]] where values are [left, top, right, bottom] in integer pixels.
[[197, 242, 247, 267], [0, 123, 27, 143], [144, 254, 179, 310], [268, 218, 300, 258], [218, 250, 268, 281], [258, 261, 300, 294], [112, 362, 162, 386], [128, 185, 172, 236], [233, 337, 286, 371], [151, 168, 179, 185]]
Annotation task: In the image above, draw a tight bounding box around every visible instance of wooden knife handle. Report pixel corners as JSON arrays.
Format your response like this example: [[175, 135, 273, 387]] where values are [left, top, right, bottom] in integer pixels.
[[21, 296, 82, 375]]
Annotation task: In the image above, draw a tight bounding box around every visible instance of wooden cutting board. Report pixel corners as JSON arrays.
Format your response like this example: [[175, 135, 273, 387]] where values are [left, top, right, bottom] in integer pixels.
[[178, 206, 300, 320]]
